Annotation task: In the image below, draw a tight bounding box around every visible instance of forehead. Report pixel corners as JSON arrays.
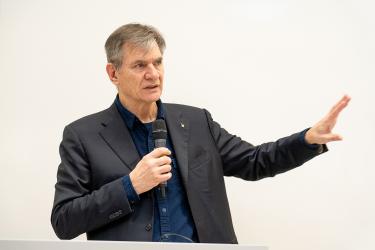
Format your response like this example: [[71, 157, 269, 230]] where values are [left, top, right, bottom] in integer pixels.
[[122, 42, 162, 64]]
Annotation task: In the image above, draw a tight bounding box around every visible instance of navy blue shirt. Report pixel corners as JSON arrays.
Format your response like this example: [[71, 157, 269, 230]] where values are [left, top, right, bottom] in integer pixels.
[[115, 96, 198, 243]]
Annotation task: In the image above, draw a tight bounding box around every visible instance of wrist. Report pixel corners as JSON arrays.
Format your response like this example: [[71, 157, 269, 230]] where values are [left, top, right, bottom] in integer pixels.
[[304, 128, 315, 145], [129, 172, 141, 195], [122, 175, 140, 205]]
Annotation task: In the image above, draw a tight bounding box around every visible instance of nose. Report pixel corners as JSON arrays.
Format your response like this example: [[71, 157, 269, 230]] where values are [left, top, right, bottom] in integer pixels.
[[144, 64, 159, 80]]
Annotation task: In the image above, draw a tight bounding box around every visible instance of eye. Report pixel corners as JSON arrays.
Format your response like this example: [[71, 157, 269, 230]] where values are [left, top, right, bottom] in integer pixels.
[[154, 59, 163, 67], [134, 63, 146, 69]]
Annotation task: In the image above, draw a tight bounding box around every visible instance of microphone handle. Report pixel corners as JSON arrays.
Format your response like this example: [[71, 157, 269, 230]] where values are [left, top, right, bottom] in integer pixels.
[[154, 139, 167, 198], [154, 139, 166, 148]]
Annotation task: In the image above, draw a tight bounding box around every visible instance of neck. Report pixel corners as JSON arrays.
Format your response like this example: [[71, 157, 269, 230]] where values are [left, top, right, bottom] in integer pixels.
[[118, 95, 158, 123]]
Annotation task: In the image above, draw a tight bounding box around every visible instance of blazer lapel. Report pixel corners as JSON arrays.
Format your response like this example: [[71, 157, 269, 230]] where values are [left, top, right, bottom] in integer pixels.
[[99, 104, 140, 171], [164, 104, 189, 187]]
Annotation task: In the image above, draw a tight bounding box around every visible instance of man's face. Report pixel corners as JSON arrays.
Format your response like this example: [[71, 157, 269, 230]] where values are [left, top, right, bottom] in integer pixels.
[[113, 42, 164, 105]]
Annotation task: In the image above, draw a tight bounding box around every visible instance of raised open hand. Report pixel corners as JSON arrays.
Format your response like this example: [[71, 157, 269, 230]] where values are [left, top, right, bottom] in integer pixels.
[[305, 95, 351, 145]]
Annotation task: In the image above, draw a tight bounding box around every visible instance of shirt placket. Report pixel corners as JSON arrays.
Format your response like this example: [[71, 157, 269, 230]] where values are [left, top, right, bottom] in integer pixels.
[[147, 128, 171, 241]]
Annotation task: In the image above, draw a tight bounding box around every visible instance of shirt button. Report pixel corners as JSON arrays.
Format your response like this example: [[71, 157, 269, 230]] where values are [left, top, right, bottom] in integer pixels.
[[162, 208, 167, 213], [145, 223, 152, 231]]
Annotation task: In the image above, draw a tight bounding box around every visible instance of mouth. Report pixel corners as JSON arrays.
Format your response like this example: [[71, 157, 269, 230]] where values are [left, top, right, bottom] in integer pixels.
[[144, 84, 159, 90]]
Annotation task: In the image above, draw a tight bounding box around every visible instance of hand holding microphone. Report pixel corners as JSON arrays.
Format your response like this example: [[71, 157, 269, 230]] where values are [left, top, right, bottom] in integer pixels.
[[129, 119, 171, 197], [151, 119, 169, 198]]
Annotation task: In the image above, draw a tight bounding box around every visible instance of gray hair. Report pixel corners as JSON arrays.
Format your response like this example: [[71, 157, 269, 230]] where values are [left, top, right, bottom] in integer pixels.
[[104, 23, 166, 69]]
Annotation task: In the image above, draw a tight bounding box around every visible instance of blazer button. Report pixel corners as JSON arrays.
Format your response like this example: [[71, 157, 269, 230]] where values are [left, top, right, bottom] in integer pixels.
[[145, 223, 152, 231]]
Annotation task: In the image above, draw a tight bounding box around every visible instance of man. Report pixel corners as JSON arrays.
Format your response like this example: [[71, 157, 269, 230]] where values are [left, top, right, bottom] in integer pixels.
[[51, 23, 350, 243]]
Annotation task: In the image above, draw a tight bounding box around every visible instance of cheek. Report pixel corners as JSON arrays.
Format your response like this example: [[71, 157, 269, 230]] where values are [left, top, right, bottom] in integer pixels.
[[124, 74, 142, 88], [159, 71, 164, 82]]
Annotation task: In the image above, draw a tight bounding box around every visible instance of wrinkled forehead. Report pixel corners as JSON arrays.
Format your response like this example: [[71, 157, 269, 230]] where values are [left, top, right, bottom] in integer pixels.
[[122, 40, 163, 63], [123, 39, 162, 56]]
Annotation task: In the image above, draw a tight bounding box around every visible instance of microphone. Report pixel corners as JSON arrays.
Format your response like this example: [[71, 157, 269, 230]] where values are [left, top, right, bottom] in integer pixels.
[[151, 119, 168, 198]]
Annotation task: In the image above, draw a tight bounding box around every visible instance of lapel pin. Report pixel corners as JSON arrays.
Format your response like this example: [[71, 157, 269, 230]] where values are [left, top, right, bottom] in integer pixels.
[[180, 122, 185, 128]]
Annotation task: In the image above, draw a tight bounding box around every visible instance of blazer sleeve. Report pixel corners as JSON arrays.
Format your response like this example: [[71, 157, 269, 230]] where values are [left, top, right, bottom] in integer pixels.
[[51, 125, 134, 239], [204, 109, 327, 180]]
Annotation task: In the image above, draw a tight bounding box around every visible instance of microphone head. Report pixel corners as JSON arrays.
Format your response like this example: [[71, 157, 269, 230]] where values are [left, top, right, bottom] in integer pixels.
[[152, 119, 167, 140]]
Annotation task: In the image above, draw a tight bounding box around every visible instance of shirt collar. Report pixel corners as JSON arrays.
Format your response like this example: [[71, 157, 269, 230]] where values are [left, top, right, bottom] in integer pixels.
[[115, 94, 165, 130]]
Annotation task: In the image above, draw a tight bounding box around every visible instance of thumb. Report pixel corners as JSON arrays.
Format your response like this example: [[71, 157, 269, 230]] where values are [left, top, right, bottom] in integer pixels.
[[147, 147, 171, 158], [323, 133, 343, 143]]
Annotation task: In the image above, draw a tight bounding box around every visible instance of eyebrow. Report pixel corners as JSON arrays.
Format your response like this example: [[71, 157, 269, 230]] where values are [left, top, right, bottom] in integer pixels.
[[131, 57, 163, 66]]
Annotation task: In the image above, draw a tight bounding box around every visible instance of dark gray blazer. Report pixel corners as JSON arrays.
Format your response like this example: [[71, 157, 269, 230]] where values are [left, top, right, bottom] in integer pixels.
[[51, 102, 326, 243]]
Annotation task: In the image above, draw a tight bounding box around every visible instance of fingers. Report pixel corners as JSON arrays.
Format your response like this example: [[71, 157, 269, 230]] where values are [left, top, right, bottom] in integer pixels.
[[151, 163, 172, 184], [145, 149, 171, 166], [145, 148, 172, 177], [147, 147, 171, 158], [330, 95, 351, 115], [157, 164, 172, 176], [153, 158, 172, 179], [154, 155, 172, 166], [329, 95, 350, 113], [130, 151, 172, 194], [158, 171, 172, 183], [307, 95, 349, 145], [327, 95, 351, 121]]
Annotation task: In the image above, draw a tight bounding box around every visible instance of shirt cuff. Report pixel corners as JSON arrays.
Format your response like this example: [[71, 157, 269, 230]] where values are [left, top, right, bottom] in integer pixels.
[[122, 175, 140, 205]]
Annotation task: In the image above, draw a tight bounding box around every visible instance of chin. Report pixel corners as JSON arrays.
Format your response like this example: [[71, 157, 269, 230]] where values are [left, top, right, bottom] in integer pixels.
[[143, 93, 162, 103]]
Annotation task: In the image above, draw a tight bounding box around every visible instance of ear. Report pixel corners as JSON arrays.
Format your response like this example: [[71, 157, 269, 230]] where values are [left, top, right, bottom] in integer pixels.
[[106, 63, 119, 85]]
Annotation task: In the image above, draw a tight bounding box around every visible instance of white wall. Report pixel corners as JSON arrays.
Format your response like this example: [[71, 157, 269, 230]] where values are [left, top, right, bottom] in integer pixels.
[[1, 0, 374, 249]]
